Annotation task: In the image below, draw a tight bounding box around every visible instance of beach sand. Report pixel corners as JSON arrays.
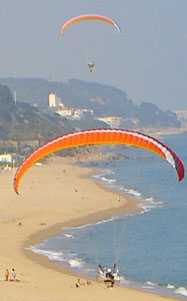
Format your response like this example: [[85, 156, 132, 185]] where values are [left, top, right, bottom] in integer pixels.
[[0, 156, 178, 300]]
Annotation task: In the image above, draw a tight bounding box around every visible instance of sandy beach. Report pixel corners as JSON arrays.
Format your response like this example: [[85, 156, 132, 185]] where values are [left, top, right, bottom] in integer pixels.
[[0, 156, 178, 300]]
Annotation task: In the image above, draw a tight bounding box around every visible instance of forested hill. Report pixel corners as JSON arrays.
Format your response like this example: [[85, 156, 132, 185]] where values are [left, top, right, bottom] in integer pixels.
[[0, 83, 73, 141], [0, 77, 181, 129]]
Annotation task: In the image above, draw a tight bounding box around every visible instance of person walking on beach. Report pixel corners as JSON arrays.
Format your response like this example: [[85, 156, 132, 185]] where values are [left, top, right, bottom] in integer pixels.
[[4, 269, 9, 281], [11, 268, 16, 280]]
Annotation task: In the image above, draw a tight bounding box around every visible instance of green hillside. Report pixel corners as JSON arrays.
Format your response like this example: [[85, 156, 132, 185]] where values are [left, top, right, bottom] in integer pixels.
[[0, 83, 73, 141], [0, 77, 181, 129]]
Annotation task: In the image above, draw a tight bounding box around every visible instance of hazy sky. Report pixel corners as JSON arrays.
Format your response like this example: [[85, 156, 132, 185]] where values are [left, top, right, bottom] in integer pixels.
[[0, 0, 186, 110]]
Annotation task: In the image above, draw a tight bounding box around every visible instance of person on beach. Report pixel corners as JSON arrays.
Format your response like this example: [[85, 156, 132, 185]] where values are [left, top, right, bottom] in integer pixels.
[[75, 278, 81, 288], [104, 268, 115, 288], [11, 268, 16, 280], [87, 279, 92, 285], [75, 281, 80, 288], [4, 269, 9, 281], [78, 278, 86, 285]]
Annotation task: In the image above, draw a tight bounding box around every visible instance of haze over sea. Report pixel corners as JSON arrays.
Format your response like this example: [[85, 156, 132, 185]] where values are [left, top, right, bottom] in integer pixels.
[[30, 132, 187, 299]]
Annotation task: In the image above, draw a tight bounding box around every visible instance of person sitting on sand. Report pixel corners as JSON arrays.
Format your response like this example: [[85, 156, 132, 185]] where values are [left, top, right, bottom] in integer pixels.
[[4, 269, 9, 281], [77, 278, 85, 285], [75, 279, 81, 288], [87, 279, 92, 285]]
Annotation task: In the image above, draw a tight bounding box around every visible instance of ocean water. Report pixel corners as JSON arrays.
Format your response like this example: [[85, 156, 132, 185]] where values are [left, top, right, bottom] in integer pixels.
[[30, 132, 187, 299]]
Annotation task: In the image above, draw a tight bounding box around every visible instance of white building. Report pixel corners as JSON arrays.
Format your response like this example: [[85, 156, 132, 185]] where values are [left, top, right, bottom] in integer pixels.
[[174, 110, 187, 121], [56, 106, 94, 119], [0, 153, 12, 163], [96, 116, 122, 128], [73, 108, 93, 119], [59, 102, 65, 108], [56, 108, 73, 117], [48, 92, 56, 107]]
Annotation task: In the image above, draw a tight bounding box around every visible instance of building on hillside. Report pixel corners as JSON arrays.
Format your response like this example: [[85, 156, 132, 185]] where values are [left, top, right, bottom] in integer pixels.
[[0, 153, 13, 163], [56, 107, 73, 117], [95, 116, 122, 128], [73, 108, 94, 119], [48, 92, 56, 107], [59, 102, 65, 108], [56, 106, 94, 119], [174, 110, 187, 121]]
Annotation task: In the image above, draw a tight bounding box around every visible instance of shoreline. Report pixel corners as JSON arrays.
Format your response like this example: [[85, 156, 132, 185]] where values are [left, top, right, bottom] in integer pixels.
[[23, 164, 140, 278], [23, 200, 138, 279], [135, 127, 187, 137], [0, 157, 179, 300]]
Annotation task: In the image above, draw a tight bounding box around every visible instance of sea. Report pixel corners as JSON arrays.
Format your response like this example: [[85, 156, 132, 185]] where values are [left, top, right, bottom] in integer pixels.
[[29, 132, 187, 299]]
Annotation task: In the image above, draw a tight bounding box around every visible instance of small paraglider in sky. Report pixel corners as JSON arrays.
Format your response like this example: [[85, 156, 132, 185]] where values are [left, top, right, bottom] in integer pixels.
[[61, 14, 121, 35], [87, 61, 95, 72], [61, 14, 120, 72]]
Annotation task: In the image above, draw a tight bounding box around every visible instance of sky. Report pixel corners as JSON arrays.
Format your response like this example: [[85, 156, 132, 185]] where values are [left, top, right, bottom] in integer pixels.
[[0, 0, 186, 111]]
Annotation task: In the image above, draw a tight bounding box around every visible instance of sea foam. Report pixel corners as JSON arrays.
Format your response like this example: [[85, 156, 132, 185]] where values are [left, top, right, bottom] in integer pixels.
[[174, 287, 187, 297]]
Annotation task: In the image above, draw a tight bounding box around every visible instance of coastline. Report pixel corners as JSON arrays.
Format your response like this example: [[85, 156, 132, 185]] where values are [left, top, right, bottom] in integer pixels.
[[23, 200, 138, 279], [0, 156, 179, 300], [136, 127, 187, 137], [23, 157, 140, 280]]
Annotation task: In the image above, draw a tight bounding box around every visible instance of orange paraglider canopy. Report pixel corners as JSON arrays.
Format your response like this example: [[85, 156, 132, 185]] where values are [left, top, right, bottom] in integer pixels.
[[61, 14, 121, 35], [13, 128, 184, 194]]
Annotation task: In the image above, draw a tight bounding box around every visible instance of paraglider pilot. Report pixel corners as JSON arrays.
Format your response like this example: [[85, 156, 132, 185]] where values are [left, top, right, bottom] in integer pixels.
[[88, 62, 95, 72], [104, 268, 114, 287]]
